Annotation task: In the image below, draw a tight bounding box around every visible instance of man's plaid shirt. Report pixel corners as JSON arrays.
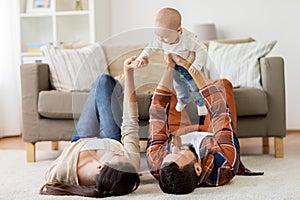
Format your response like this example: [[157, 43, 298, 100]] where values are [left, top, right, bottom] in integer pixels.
[[146, 79, 243, 186]]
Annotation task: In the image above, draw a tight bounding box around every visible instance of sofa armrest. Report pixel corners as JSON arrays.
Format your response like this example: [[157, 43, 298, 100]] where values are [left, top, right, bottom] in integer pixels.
[[20, 63, 51, 141], [260, 57, 286, 137]]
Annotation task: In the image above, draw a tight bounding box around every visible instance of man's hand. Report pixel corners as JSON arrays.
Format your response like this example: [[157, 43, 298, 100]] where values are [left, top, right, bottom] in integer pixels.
[[163, 53, 176, 69], [188, 66, 199, 75], [174, 52, 211, 89], [170, 134, 182, 148], [175, 51, 195, 70]]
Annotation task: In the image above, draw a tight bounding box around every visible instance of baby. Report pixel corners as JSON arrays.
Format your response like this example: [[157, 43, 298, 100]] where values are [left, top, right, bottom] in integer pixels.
[[133, 7, 208, 117]]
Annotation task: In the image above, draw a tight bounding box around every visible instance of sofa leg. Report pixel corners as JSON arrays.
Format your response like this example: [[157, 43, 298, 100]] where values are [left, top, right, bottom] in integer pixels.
[[274, 137, 284, 158], [51, 141, 59, 150], [262, 137, 269, 154], [26, 142, 36, 162]]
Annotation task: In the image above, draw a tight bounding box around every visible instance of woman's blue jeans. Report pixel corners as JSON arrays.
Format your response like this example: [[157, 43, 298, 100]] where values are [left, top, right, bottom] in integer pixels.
[[71, 74, 123, 142]]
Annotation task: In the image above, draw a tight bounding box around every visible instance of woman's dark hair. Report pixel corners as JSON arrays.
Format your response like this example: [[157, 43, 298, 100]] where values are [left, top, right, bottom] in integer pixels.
[[159, 161, 199, 194], [40, 162, 140, 198]]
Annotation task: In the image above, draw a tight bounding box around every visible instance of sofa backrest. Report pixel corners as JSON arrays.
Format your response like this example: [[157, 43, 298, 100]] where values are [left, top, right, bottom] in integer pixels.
[[203, 37, 255, 47], [102, 43, 166, 94], [102, 37, 255, 94]]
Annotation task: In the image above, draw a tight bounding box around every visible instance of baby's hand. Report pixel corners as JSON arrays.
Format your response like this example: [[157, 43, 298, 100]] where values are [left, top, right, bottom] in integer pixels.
[[131, 60, 140, 68], [137, 57, 149, 68]]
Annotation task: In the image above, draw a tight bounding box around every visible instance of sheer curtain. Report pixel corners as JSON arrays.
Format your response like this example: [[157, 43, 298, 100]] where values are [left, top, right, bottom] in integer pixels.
[[0, 1, 22, 137]]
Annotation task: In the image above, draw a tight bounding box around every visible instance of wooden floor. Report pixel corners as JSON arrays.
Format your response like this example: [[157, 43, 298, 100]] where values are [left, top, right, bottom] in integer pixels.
[[0, 132, 299, 155]]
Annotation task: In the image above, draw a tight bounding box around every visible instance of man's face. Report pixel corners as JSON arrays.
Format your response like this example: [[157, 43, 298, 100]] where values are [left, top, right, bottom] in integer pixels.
[[162, 144, 199, 169]]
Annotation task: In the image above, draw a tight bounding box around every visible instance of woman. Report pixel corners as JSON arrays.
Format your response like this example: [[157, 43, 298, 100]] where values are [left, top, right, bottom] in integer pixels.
[[40, 56, 140, 198]]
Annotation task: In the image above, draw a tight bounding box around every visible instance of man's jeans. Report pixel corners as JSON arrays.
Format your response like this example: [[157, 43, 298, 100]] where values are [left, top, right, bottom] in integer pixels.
[[71, 74, 123, 142]]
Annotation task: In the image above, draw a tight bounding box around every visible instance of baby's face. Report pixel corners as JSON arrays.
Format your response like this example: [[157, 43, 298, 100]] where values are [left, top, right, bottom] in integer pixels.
[[155, 27, 179, 44]]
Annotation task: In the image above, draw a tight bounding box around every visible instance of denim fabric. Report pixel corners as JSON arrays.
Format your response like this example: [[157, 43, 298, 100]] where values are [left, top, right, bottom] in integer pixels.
[[71, 74, 123, 142], [173, 65, 205, 107]]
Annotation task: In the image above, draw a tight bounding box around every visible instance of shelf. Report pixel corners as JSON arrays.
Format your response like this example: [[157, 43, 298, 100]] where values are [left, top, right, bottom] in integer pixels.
[[20, 11, 90, 18], [19, 0, 95, 63], [20, 13, 53, 18], [56, 11, 90, 16], [21, 52, 43, 57]]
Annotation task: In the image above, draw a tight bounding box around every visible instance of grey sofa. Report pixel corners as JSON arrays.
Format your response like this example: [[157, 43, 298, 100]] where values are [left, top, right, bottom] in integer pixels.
[[20, 39, 286, 162]]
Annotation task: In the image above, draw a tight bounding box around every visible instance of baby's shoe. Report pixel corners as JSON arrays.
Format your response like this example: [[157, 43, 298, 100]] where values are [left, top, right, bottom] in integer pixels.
[[197, 105, 208, 116], [175, 103, 187, 112]]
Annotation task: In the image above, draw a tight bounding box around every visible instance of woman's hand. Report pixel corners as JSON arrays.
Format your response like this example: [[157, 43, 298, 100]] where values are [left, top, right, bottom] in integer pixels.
[[123, 56, 137, 73], [123, 56, 137, 102]]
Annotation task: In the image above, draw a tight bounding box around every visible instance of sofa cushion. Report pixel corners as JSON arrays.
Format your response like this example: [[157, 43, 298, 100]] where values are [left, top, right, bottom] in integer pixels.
[[38, 88, 267, 120], [206, 40, 277, 89], [233, 88, 268, 116], [203, 37, 255, 48], [184, 87, 268, 124], [41, 43, 108, 92], [38, 90, 89, 119], [38, 90, 153, 120]]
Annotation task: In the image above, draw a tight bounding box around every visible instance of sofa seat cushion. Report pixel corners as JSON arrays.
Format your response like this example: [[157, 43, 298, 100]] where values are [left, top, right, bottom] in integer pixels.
[[38, 90, 89, 119], [233, 88, 268, 116], [38, 88, 267, 120], [38, 90, 153, 120], [185, 87, 268, 124]]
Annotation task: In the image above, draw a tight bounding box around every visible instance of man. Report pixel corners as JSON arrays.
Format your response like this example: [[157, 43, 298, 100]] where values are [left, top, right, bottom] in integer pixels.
[[146, 54, 262, 194]]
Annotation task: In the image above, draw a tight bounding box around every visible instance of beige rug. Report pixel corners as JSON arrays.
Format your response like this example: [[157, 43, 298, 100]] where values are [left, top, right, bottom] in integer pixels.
[[0, 150, 299, 200]]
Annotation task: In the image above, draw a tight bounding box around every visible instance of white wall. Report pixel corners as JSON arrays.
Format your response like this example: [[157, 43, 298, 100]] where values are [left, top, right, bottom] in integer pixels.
[[109, 0, 300, 129], [0, 1, 21, 137], [95, 0, 111, 42]]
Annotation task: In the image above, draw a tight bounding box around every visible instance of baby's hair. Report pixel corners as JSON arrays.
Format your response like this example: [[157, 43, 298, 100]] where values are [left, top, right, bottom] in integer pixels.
[[156, 7, 182, 30]]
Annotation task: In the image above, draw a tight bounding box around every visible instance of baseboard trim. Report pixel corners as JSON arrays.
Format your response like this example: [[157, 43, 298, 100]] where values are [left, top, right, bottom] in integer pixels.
[[286, 129, 300, 134], [0, 132, 22, 139]]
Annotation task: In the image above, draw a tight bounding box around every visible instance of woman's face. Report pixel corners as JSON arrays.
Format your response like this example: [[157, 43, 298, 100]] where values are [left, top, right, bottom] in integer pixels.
[[99, 151, 131, 166], [98, 151, 136, 174], [78, 151, 134, 186]]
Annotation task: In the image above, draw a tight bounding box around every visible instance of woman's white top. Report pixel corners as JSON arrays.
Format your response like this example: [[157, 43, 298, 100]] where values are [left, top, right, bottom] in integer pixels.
[[45, 102, 140, 185]]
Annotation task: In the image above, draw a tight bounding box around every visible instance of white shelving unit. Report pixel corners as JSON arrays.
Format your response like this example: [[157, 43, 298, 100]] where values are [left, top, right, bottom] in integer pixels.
[[19, 0, 95, 63]]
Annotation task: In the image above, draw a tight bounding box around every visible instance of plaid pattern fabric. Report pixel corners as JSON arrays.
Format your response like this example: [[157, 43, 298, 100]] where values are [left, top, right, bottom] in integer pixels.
[[146, 79, 241, 186]]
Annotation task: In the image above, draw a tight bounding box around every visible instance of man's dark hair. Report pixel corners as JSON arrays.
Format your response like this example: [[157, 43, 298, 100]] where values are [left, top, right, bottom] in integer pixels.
[[159, 161, 199, 194], [159, 143, 200, 194]]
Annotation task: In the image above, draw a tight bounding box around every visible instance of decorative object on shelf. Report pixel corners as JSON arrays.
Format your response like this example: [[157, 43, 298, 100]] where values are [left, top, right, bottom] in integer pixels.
[[60, 40, 89, 49], [22, 56, 44, 64], [74, 0, 83, 11], [26, 0, 53, 13], [193, 23, 217, 41], [26, 42, 49, 53], [20, 0, 95, 66]]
